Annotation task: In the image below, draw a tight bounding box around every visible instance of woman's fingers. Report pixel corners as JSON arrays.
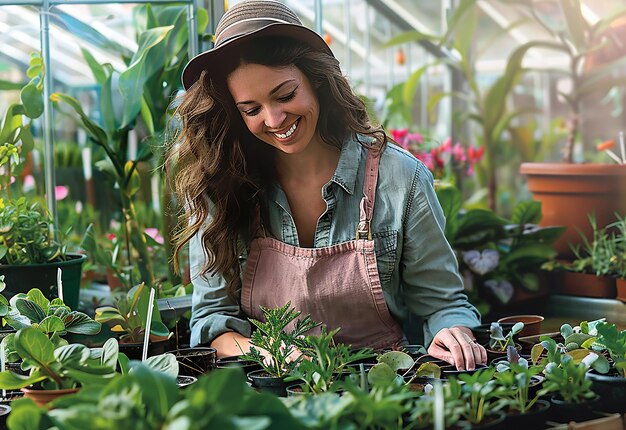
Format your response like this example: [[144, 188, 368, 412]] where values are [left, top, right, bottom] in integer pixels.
[[427, 327, 487, 371]]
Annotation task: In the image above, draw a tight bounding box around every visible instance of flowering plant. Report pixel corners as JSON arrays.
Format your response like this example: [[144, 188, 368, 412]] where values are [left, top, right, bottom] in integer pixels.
[[390, 129, 484, 180]]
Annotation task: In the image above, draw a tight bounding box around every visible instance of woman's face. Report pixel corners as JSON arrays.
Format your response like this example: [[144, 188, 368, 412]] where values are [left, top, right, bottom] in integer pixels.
[[227, 63, 320, 155]]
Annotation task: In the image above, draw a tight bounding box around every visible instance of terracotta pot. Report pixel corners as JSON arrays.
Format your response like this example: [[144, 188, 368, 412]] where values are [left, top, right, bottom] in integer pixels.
[[616, 278, 626, 303], [20, 387, 79, 407], [497, 315, 544, 337], [558, 271, 617, 298], [519, 163, 626, 259]]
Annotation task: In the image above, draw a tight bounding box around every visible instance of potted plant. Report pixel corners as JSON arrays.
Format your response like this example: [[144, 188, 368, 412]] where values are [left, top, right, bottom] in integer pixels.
[[543, 213, 626, 298], [436, 185, 563, 315], [517, 0, 626, 258], [538, 350, 600, 423], [286, 327, 375, 394], [366, 350, 442, 392], [239, 302, 320, 396], [492, 357, 550, 429], [586, 321, 626, 414], [0, 328, 119, 406], [94, 283, 171, 359], [485, 322, 524, 362], [454, 367, 507, 428]]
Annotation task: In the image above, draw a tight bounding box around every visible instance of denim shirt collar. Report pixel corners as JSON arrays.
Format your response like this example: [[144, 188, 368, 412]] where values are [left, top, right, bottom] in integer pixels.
[[266, 134, 364, 205]]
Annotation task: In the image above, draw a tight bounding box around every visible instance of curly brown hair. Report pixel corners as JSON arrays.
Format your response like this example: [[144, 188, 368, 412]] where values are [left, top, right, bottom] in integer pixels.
[[167, 36, 386, 297]]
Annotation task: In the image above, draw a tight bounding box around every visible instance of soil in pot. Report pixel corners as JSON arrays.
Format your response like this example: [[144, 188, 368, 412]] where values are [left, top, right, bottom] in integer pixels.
[[176, 375, 197, 389], [247, 369, 287, 397], [118, 339, 170, 361], [168, 347, 216, 377]]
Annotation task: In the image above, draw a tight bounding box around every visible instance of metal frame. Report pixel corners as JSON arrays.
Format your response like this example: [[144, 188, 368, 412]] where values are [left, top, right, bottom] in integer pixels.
[[1, 0, 201, 225]]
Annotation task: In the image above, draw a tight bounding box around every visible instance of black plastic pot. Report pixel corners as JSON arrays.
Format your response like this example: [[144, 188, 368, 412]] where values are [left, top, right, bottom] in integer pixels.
[[0, 403, 11, 429], [215, 355, 262, 375], [247, 369, 287, 397], [441, 364, 489, 378], [0, 253, 86, 310], [501, 399, 550, 430], [457, 410, 506, 430], [587, 369, 626, 413], [470, 323, 516, 346], [168, 347, 216, 377], [118, 339, 170, 360], [547, 395, 597, 423]]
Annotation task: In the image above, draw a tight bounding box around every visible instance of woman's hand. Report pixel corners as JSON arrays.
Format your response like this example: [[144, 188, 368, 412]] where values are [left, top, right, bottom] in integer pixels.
[[427, 326, 487, 371]]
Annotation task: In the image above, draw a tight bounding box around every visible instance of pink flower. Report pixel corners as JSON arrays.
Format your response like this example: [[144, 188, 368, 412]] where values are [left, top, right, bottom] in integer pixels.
[[145, 227, 164, 245], [452, 142, 466, 162], [441, 137, 452, 152], [107, 233, 116, 241], [55, 185, 68, 200], [391, 128, 408, 145], [407, 132, 423, 145]]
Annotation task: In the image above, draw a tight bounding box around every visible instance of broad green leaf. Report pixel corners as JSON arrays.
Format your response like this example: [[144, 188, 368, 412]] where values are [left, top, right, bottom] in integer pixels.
[[80, 47, 106, 84], [150, 320, 170, 338], [382, 30, 438, 49], [143, 353, 179, 377], [54, 343, 90, 366], [559, 0, 588, 52], [511, 200, 542, 225], [0, 104, 26, 144], [18, 124, 35, 154], [19, 82, 44, 119], [15, 299, 46, 324], [367, 362, 396, 386], [6, 397, 42, 430], [37, 315, 66, 334], [101, 337, 119, 369], [14, 328, 56, 367], [0, 369, 47, 390], [377, 351, 414, 372], [402, 64, 432, 110], [63, 312, 101, 335], [140, 95, 155, 135], [119, 26, 173, 127], [0, 80, 23, 90]]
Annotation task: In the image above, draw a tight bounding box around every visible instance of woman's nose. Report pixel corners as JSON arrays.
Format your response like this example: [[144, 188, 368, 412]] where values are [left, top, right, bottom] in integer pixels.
[[263, 106, 287, 130]]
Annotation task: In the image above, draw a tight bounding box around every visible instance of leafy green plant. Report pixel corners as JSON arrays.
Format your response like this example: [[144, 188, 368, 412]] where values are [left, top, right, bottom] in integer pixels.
[[240, 302, 320, 378], [545, 213, 626, 278], [538, 352, 598, 403], [505, 0, 626, 162], [0, 197, 67, 265], [489, 321, 524, 351], [437, 185, 564, 314], [456, 368, 501, 425], [0, 52, 43, 200], [493, 355, 544, 413], [1, 287, 101, 362], [51, 4, 209, 289], [0, 328, 118, 390], [286, 327, 375, 393], [95, 283, 170, 344], [594, 321, 626, 377], [367, 350, 441, 389]]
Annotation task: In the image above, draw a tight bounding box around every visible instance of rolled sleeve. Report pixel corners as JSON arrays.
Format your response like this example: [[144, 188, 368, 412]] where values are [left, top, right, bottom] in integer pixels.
[[400, 163, 480, 345], [189, 230, 251, 347]]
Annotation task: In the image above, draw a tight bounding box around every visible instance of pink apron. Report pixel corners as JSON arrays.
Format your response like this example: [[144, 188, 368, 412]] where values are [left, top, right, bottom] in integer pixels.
[[241, 149, 406, 350]]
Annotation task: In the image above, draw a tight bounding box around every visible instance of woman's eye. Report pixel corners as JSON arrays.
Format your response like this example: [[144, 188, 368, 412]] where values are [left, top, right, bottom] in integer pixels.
[[278, 90, 296, 102], [244, 107, 260, 116]]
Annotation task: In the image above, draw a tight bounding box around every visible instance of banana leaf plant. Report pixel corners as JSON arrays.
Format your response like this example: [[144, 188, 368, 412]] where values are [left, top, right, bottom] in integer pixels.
[[384, 0, 578, 211], [503, 0, 626, 162], [51, 5, 208, 288]]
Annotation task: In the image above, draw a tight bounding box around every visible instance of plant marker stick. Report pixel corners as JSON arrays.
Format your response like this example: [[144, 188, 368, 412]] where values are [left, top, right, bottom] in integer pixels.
[[142, 287, 156, 362], [57, 268, 63, 303], [620, 131, 625, 164], [433, 379, 444, 430], [1, 342, 5, 398], [606, 149, 623, 164]]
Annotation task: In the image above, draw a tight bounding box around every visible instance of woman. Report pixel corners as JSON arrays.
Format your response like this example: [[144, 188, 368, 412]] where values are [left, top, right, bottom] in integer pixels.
[[169, 0, 486, 370]]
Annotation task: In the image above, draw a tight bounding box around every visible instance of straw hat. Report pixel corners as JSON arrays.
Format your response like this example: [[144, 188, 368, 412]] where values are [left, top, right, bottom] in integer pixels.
[[182, 0, 333, 90]]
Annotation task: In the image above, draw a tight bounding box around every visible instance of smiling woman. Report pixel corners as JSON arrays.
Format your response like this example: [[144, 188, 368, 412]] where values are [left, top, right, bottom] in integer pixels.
[[166, 0, 484, 372]]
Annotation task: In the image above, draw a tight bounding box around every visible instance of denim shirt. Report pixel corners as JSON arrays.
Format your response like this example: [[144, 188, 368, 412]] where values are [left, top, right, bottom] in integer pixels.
[[189, 135, 481, 347]]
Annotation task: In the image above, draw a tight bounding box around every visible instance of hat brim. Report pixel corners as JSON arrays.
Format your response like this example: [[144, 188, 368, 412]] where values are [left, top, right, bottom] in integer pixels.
[[182, 23, 332, 90]]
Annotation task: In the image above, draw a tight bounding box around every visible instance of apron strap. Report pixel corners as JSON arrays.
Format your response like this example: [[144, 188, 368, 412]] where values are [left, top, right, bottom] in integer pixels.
[[356, 149, 381, 240], [252, 203, 267, 239]]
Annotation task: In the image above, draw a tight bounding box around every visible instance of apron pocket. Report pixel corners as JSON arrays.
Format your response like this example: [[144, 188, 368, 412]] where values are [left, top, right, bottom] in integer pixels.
[[373, 230, 398, 284]]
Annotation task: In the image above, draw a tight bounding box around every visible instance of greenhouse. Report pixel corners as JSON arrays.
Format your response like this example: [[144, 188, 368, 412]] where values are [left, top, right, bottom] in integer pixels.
[[0, 0, 625, 428]]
